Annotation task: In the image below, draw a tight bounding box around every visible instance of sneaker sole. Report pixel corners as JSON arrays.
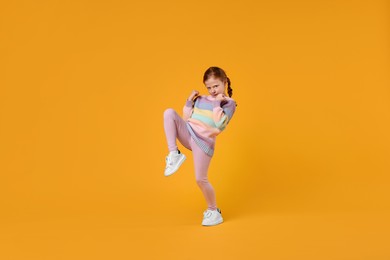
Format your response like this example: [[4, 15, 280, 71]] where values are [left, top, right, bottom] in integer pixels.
[[164, 154, 186, 177], [202, 218, 224, 226]]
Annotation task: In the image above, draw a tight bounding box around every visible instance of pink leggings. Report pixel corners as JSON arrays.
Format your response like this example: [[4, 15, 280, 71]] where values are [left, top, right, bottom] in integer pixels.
[[163, 108, 217, 210]]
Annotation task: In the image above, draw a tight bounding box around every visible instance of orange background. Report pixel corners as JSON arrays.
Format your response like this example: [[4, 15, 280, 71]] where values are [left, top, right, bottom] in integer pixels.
[[1, 0, 389, 259]]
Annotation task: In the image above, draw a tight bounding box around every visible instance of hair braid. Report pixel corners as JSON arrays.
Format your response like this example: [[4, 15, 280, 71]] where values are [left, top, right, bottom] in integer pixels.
[[226, 77, 233, 97]]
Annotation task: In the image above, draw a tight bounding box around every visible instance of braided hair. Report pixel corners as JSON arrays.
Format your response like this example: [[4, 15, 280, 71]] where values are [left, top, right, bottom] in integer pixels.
[[226, 76, 232, 97]]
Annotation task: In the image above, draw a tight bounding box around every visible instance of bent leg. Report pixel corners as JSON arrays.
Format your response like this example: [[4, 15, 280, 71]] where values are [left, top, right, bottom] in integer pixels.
[[163, 108, 192, 151], [191, 138, 217, 210]]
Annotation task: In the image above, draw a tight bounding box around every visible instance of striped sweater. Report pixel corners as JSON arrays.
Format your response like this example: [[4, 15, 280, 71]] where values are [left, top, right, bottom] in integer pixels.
[[183, 95, 236, 156]]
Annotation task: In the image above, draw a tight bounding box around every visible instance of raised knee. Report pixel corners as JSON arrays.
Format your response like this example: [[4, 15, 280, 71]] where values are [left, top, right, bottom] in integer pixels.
[[163, 108, 176, 119]]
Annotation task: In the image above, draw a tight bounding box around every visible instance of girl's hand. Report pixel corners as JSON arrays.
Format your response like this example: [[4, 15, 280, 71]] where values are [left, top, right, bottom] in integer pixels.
[[188, 90, 200, 101], [215, 93, 227, 101]]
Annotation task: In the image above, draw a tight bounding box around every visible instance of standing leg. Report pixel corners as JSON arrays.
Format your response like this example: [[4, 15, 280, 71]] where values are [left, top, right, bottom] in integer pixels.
[[163, 108, 192, 151], [190, 138, 217, 210]]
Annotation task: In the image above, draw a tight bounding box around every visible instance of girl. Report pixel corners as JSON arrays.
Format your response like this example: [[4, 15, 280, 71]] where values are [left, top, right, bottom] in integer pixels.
[[163, 66, 237, 226]]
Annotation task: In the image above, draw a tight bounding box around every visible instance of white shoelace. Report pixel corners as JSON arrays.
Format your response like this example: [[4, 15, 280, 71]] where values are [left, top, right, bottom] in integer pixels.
[[166, 154, 179, 168], [203, 210, 213, 218], [165, 156, 172, 166]]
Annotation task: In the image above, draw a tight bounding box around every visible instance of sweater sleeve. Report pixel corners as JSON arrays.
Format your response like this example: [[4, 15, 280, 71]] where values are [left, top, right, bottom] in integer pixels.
[[212, 99, 236, 131], [183, 99, 194, 121]]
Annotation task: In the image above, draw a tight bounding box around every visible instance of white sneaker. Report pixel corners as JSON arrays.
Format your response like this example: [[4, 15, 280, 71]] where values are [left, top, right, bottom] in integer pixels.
[[202, 208, 223, 226], [164, 150, 186, 176]]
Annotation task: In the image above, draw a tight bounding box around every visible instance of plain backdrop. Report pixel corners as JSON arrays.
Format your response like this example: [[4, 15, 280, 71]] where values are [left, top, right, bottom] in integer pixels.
[[1, 0, 389, 259]]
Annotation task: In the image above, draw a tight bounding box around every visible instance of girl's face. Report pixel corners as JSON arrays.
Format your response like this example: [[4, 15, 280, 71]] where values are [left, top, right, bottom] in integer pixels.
[[204, 77, 227, 97]]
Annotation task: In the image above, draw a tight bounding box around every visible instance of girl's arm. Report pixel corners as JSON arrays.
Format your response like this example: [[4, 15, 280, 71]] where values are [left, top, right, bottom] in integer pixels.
[[212, 98, 236, 131], [183, 90, 199, 120], [183, 99, 194, 121]]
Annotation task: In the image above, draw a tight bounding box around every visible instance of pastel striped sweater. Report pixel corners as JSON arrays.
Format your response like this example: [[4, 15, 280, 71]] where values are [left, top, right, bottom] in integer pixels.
[[183, 95, 236, 156]]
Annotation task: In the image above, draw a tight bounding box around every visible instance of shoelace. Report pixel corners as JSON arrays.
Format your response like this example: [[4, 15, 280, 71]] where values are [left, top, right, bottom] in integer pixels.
[[165, 155, 174, 168], [166, 153, 180, 166], [203, 210, 213, 218]]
